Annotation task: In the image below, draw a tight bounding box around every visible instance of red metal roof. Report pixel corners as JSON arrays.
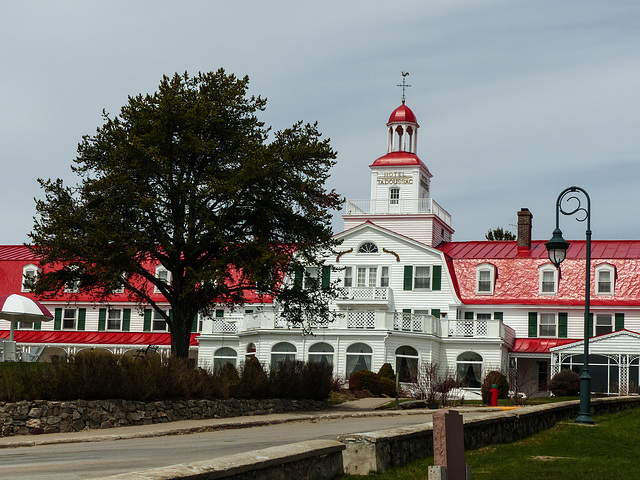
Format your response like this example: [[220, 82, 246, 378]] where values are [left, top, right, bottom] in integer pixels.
[[0, 330, 199, 346], [511, 338, 578, 354], [388, 103, 417, 124], [370, 152, 432, 174], [0, 245, 34, 261], [439, 240, 640, 260]]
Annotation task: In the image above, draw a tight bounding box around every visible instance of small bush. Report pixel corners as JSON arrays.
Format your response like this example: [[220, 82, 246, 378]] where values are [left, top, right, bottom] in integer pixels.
[[349, 370, 379, 393], [481, 371, 510, 404], [549, 369, 580, 396], [377, 363, 395, 380], [377, 377, 397, 397]]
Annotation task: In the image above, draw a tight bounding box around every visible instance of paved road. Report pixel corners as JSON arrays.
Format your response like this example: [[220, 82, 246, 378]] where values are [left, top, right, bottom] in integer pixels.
[[0, 413, 443, 479]]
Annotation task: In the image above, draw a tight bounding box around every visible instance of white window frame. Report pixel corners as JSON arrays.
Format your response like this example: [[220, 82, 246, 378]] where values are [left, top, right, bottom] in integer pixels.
[[539, 313, 557, 337], [62, 308, 77, 330], [107, 309, 122, 330], [380, 266, 390, 288], [595, 264, 615, 296], [389, 187, 400, 205], [475, 263, 495, 295], [595, 314, 613, 336], [413, 266, 431, 290], [152, 309, 168, 331], [357, 242, 379, 254], [303, 266, 319, 290], [154, 266, 171, 293], [356, 266, 378, 287], [22, 264, 41, 292], [343, 266, 353, 287], [539, 265, 558, 295]]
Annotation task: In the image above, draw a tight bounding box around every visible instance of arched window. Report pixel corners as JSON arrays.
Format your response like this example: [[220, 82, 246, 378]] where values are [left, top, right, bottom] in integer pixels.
[[395, 346, 419, 382], [308, 342, 334, 365], [346, 342, 372, 376], [476, 263, 496, 295], [271, 342, 296, 365], [595, 263, 615, 295], [358, 242, 379, 254], [456, 351, 483, 388], [22, 264, 41, 292], [246, 343, 256, 360], [213, 347, 237, 370], [539, 264, 558, 295]]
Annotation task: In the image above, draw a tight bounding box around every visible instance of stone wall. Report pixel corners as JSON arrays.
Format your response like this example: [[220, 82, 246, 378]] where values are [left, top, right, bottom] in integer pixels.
[[339, 396, 640, 475], [0, 398, 326, 437]]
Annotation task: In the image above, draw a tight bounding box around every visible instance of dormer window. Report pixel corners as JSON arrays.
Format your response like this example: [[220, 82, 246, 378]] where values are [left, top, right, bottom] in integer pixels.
[[476, 263, 496, 295], [155, 266, 171, 293], [595, 264, 615, 295], [22, 264, 41, 292], [358, 242, 379, 254], [539, 264, 558, 295]]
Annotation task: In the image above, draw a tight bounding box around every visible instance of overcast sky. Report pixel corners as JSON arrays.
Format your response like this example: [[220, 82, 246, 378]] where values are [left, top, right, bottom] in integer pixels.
[[1, 1, 639, 245]]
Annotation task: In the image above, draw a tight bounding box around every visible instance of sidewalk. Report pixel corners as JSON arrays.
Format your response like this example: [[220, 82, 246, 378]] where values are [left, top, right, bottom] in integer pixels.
[[0, 397, 427, 449]]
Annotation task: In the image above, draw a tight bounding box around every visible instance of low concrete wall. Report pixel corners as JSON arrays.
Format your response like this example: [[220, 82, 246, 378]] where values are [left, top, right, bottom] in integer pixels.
[[339, 396, 640, 475], [93, 440, 345, 480], [0, 398, 326, 437]]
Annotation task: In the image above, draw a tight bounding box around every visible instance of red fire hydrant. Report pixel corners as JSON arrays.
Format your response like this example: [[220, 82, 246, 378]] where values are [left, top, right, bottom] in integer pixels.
[[491, 384, 499, 406]]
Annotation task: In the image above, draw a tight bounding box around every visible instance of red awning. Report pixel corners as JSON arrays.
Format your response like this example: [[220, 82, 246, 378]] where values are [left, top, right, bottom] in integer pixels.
[[0, 330, 199, 346], [511, 338, 578, 354]]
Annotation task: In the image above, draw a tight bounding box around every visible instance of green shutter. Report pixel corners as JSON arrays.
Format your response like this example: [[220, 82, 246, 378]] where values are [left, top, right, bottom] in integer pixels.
[[191, 314, 198, 332], [77, 308, 86, 331], [464, 311, 474, 320], [294, 268, 303, 288], [558, 312, 568, 338], [143, 309, 152, 332], [494, 312, 503, 321], [403, 265, 413, 290], [215, 309, 225, 318], [321, 266, 331, 289], [98, 308, 106, 331], [54, 308, 62, 331], [432, 265, 442, 291], [528, 312, 538, 338], [122, 308, 131, 332], [615, 313, 625, 331], [431, 308, 440, 319], [34, 321, 41, 330]]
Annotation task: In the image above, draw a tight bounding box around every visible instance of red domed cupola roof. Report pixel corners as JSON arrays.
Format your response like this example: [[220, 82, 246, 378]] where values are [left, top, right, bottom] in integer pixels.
[[388, 102, 418, 125]]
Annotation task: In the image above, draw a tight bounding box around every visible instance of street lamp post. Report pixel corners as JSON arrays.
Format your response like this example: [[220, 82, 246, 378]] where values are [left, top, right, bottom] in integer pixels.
[[545, 186, 594, 425]]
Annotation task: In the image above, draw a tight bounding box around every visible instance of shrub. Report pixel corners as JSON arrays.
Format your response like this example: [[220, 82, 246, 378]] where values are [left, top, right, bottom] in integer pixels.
[[377, 377, 397, 397], [349, 370, 379, 394], [237, 356, 270, 399], [377, 363, 395, 380], [549, 369, 580, 396], [481, 371, 510, 404]]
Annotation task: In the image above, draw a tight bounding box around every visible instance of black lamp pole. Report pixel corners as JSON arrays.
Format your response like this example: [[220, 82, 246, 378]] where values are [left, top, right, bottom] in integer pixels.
[[545, 186, 594, 425]]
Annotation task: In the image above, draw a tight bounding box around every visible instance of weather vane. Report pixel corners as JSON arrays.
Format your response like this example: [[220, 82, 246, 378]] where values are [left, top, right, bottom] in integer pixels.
[[397, 72, 411, 104]]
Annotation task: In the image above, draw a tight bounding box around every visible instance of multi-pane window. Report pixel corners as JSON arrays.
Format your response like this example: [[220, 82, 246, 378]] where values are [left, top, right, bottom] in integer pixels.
[[64, 279, 80, 293], [303, 266, 319, 289], [540, 267, 557, 294], [476, 264, 495, 295], [380, 266, 390, 287], [358, 242, 378, 254], [595, 265, 614, 295], [595, 314, 613, 336], [155, 267, 171, 293], [356, 267, 377, 287], [63, 309, 77, 329], [107, 309, 122, 330], [414, 266, 431, 289], [539, 313, 557, 337], [22, 264, 40, 292], [389, 187, 400, 205], [153, 310, 168, 331], [343, 267, 353, 287], [476, 313, 492, 321]]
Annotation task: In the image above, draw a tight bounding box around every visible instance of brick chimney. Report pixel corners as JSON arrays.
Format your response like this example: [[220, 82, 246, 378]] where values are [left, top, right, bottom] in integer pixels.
[[517, 208, 533, 254]]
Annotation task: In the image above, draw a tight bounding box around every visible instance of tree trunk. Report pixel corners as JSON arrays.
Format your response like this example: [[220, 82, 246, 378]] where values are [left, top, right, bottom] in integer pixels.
[[170, 310, 192, 358]]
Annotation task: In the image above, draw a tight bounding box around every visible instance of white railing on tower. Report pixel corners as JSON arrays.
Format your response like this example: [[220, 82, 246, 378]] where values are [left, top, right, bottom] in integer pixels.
[[343, 198, 451, 226]]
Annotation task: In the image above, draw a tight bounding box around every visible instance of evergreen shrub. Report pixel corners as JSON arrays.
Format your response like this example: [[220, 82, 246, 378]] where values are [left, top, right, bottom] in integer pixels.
[[549, 369, 580, 396], [481, 371, 510, 404]]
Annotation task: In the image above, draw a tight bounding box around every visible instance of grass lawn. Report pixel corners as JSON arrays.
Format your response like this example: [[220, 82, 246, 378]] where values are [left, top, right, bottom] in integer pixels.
[[342, 407, 640, 480]]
